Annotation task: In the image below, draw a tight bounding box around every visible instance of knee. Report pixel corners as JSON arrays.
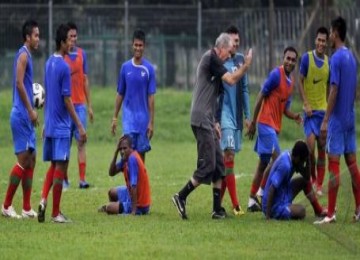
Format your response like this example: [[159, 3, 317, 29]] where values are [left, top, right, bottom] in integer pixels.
[[108, 188, 118, 202]]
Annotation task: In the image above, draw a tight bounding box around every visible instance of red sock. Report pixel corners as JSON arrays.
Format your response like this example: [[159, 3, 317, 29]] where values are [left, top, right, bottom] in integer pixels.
[[345, 158, 360, 211], [316, 149, 326, 189], [41, 164, 55, 200], [3, 164, 24, 208], [304, 181, 322, 214], [79, 162, 86, 182], [327, 158, 340, 217], [52, 169, 65, 217], [225, 174, 239, 208], [220, 179, 227, 201], [22, 168, 34, 211]]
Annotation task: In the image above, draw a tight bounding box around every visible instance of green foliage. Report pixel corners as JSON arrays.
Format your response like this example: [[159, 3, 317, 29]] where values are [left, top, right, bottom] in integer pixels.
[[0, 88, 360, 259]]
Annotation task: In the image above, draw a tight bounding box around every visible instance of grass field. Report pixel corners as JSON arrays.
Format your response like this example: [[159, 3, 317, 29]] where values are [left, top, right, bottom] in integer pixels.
[[0, 87, 359, 259]]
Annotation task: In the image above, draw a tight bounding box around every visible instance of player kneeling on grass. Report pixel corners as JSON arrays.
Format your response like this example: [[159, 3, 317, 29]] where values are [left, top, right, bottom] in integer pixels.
[[262, 140, 326, 220], [98, 135, 151, 215]]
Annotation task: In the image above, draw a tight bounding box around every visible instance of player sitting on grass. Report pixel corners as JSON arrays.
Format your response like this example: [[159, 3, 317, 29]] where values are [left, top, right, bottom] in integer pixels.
[[98, 135, 151, 215], [262, 140, 327, 220]]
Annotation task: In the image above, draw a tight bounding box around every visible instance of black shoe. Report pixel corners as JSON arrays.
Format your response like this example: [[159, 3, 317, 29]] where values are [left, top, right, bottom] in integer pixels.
[[37, 201, 47, 223], [172, 194, 187, 220], [247, 203, 262, 212], [79, 181, 90, 189], [212, 210, 226, 219]]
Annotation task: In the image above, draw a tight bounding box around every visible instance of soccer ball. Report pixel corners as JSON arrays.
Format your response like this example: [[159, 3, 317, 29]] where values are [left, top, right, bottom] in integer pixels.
[[32, 83, 45, 109]]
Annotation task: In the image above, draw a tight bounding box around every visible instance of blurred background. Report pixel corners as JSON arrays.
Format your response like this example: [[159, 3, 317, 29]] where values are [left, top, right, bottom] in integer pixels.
[[0, 0, 359, 90]]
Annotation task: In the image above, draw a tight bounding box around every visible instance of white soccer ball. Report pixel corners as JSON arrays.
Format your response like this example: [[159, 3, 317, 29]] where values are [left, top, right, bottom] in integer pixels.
[[32, 83, 45, 109]]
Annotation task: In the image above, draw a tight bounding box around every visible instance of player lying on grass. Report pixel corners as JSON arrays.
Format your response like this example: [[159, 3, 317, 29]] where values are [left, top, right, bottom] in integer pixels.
[[262, 140, 327, 220], [98, 135, 151, 215]]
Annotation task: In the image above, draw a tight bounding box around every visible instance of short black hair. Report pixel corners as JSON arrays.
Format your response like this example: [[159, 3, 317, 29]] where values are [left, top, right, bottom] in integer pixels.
[[225, 25, 239, 35], [55, 24, 70, 51], [331, 16, 346, 42], [119, 134, 133, 148], [133, 29, 146, 43], [283, 46, 298, 58], [316, 26, 329, 39], [22, 20, 38, 42], [292, 140, 309, 162], [67, 22, 77, 31]]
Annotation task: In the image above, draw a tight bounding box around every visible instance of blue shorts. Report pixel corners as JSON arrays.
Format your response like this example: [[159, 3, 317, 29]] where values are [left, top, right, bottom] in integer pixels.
[[116, 186, 150, 215], [220, 128, 242, 152], [303, 110, 325, 138], [326, 129, 357, 155], [127, 132, 151, 154], [10, 108, 36, 154], [43, 137, 71, 161], [254, 123, 280, 156], [71, 104, 87, 141]]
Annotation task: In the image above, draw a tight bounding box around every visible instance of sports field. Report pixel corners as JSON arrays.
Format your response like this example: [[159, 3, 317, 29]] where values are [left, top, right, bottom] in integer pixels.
[[0, 87, 359, 259]]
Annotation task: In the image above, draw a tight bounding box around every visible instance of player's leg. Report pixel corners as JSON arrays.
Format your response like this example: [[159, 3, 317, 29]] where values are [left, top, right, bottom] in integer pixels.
[[306, 133, 317, 184], [290, 176, 324, 217], [248, 158, 268, 212], [343, 130, 360, 220], [108, 187, 119, 202], [75, 105, 90, 189], [21, 150, 38, 218], [315, 138, 326, 195]]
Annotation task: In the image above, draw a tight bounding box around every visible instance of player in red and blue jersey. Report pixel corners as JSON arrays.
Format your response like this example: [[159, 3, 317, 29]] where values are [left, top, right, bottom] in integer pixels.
[[111, 29, 156, 162], [246, 47, 302, 212], [298, 27, 329, 196], [98, 135, 151, 215], [63, 22, 94, 189], [2, 20, 39, 219], [262, 140, 325, 220], [314, 17, 360, 224], [37, 24, 87, 224]]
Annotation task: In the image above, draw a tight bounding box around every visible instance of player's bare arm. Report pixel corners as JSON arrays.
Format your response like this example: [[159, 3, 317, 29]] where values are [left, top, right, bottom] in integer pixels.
[[298, 75, 312, 117], [111, 94, 123, 135], [246, 91, 264, 140], [84, 74, 94, 123], [108, 147, 121, 176], [130, 186, 138, 215], [320, 84, 338, 147], [147, 94, 155, 140], [284, 109, 302, 124], [64, 96, 87, 144], [222, 48, 253, 85], [16, 52, 38, 126]]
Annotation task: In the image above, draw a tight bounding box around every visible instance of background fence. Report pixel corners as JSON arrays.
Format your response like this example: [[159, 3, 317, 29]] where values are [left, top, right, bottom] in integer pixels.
[[0, 3, 359, 90]]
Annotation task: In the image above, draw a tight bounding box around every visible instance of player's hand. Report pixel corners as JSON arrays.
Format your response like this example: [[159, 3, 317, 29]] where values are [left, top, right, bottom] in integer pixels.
[[244, 119, 251, 130], [88, 106, 94, 123], [29, 109, 39, 127], [246, 121, 256, 140], [78, 125, 87, 144], [147, 123, 154, 140], [319, 120, 328, 148], [294, 113, 303, 125], [111, 117, 117, 136], [303, 103, 312, 117], [214, 122, 221, 139], [244, 48, 253, 67]]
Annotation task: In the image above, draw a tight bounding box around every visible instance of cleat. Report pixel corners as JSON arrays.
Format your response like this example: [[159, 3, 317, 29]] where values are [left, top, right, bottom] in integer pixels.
[[63, 180, 70, 190], [233, 206, 245, 216], [172, 194, 187, 220], [52, 212, 72, 223], [22, 208, 38, 218], [212, 210, 226, 219], [247, 203, 262, 212], [256, 195, 262, 207], [98, 205, 107, 213], [37, 201, 47, 223], [315, 207, 328, 218], [314, 214, 336, 224], [79, 181, 90, 189], [353, 212, 360, 222], [1, 205, 21, 219]]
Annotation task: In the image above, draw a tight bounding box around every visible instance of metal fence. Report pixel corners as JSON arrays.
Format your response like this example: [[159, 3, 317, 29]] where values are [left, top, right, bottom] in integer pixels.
[[0, 3, 359, 90]]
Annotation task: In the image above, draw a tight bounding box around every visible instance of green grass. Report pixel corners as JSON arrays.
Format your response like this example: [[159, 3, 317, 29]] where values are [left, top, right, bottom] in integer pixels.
[[0, 87, 359, 259]]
